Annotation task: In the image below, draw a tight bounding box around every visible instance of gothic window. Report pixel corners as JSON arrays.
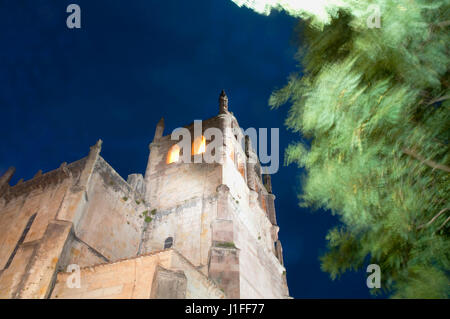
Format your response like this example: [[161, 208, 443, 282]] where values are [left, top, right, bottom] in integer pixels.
[[164, 237, 173, 249], [192, 136, 206, 155], [166, 144, 180, 164]]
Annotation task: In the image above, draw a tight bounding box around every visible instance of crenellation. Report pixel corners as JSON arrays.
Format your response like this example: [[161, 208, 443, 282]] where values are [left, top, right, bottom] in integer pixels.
[[33, 170, 43, 179], [1, 157, 87, 205], [0, 167, 15, 191]]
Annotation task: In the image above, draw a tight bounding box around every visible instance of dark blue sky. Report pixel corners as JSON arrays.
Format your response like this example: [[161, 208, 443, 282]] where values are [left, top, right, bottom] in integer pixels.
[[0, 0, 376, 298]]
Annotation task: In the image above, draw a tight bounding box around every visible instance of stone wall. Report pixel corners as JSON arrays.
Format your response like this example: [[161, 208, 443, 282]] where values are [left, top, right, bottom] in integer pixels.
[[0, 141, 149, 298], [207, 183, 288, 299], [71, 156, 146, 262], [0, 159, 85, 272], [141, 194, 217, 272], [141, 111, 290, 299], [147, 161, 222, 211], [1, 99, 290, 299], [51, 249, 224, 299], [0, 159, 86, 298]]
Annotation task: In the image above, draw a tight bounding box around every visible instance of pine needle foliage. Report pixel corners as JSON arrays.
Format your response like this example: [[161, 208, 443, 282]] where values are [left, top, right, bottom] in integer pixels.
[[269, 1, 450, 298]]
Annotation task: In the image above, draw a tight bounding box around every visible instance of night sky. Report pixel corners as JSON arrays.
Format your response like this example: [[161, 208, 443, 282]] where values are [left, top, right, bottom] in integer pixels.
[[0, 0, 377, 298]]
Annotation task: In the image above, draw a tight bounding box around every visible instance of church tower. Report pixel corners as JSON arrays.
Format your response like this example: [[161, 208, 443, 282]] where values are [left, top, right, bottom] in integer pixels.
[[142, 90, 289, 298], [0, 90, 289, 299]]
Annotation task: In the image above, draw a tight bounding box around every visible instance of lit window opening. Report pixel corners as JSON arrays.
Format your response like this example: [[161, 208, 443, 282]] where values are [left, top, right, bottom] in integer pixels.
[[167, 144, 180, 164], [192, 136, 206, 155]]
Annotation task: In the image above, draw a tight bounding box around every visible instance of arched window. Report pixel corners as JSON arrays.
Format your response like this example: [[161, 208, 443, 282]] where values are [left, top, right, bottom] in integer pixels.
[[192, 136, 206, 155], [166, 144, 180, 164], [164, 237, 173, 249]]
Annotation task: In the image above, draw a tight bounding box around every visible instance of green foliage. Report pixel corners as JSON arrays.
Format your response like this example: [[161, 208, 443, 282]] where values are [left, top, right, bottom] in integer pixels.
[[270, 0, 450, 298], [216, 242, 237, 249], [144, 216, 152, 223], [122, 196, 128, 201], [143, 210, 155, 223]]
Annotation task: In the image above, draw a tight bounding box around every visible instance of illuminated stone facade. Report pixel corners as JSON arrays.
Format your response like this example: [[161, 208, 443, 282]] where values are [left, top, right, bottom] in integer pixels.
[[0, 91, 289, 299]]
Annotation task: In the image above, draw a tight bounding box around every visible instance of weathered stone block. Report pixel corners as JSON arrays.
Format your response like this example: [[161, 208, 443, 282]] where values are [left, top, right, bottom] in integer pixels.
[[150, 265, 187, 299], [16, 220, 72, 299], [212, 219, 234, 243], [208, 247, 240, 299]]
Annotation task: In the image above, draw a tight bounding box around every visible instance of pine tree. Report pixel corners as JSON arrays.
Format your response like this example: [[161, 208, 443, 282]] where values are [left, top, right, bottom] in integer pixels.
[[233, 0, 450, 298]]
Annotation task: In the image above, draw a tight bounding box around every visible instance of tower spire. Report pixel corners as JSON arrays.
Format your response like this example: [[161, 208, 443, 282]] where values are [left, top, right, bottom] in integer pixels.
[[0, 166, 15, 190], [219, 89, 228, 114], [153, 117, 165, 142]]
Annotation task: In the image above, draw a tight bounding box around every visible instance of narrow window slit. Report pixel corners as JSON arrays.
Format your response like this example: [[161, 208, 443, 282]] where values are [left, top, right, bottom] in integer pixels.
[[4, 213, 37, 269], [164, 237, 173, 249]]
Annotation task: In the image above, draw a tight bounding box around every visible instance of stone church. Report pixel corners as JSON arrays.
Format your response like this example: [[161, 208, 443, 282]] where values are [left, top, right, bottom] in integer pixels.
[[0, 91, 289, 299]]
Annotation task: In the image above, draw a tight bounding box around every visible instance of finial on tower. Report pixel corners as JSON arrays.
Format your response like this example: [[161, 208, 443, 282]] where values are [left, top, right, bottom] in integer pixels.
[[153, 117, 165, 142], [219, 89, 228, 114], [0, 166, 15, 190], [89, 139, 103, 154], [263, 171, 272, 194]]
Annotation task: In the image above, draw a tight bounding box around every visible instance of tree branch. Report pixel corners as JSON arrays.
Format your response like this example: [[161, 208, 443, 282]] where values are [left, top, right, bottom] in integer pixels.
[[403, 148, 450, 173], [434, 20, 450, 28], [417, 208, 449, 230], [426, 94, 450, 106], [437, 216, 450, 232]]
